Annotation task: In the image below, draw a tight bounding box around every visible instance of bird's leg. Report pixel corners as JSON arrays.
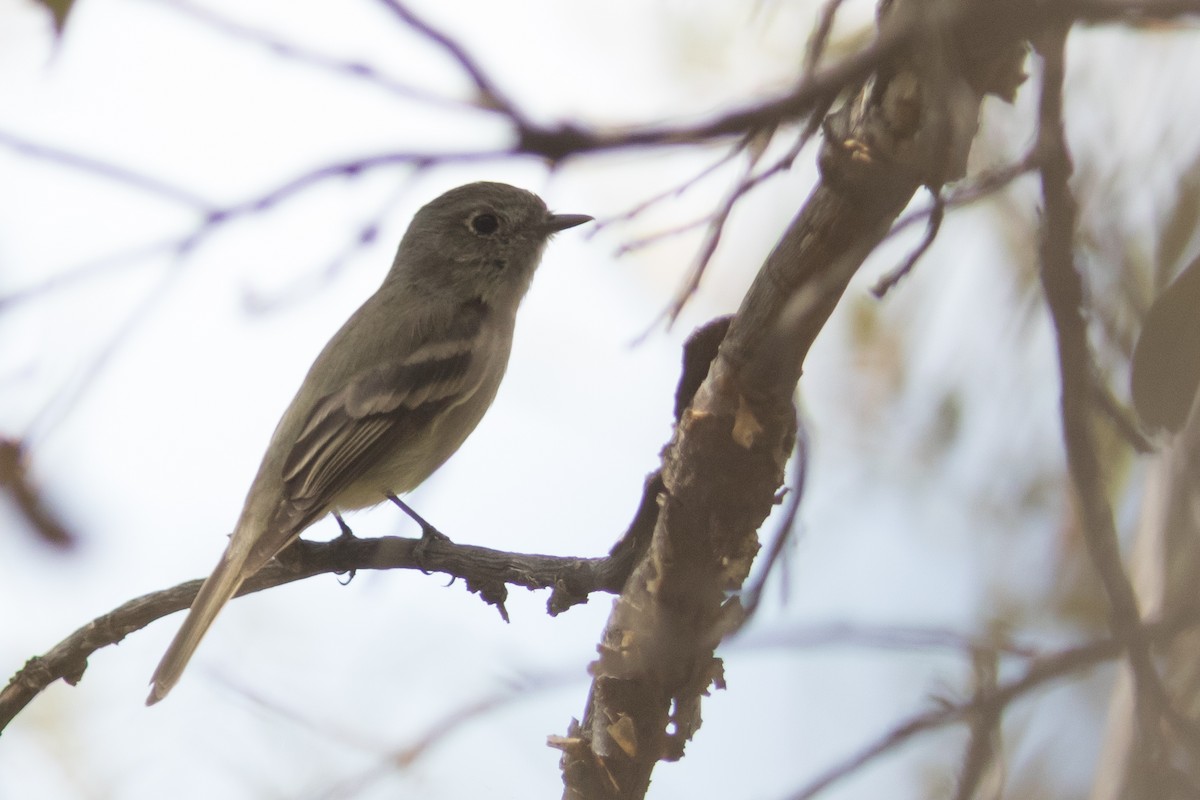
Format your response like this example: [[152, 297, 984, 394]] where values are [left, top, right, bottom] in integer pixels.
[[386, 493, 449, 540], [386, 493, 450, 573], [332, 510, 356, 540], [327, 511, 358, 584]]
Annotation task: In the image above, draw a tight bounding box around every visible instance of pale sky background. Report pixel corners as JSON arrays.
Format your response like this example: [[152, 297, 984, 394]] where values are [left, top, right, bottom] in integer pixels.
[[3, 1, 1200, 798]]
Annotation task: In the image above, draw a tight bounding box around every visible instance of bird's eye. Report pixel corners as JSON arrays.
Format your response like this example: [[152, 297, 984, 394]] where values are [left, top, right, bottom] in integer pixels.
[[470, 213, 499, 236]]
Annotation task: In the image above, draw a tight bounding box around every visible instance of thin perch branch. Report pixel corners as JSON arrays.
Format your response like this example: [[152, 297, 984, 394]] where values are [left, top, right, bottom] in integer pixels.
[[0, 527, 635, 733]]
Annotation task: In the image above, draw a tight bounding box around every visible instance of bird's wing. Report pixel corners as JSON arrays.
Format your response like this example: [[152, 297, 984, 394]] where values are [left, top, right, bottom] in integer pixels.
[[147, 356, 472, 706], [278, 342, 477, 524], [149, 303, 491, 705]]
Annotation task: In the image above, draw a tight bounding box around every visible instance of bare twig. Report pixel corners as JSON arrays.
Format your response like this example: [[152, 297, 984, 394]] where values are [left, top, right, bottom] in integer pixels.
[[792, 0, 856, 156], [153, 0, 482, 111], [309, 670, 583, 799], [0, 235, 185, 311], [805, 0, 852, 75], [885, 146, 1042, 245], [1034, 20, 1168, 765], [240, 181, 418, 314], [593, 143, 745, 234], [0, 128, 216, 211], [24, 272, 178, 445], [737, 622, 1041, 659], [512, 19, 907, 161], [371, 0, 525, 119], [668, 130, 816, 321], [0, 437, 75, 548], [1, 152, 494, 313], [871, 187, 946, 297], [952, 649, 1005, 800], [309, 691, 517, 798], [612, 127, 810, 263], [239, 213, 385, 313], [191, 151, 495, 232], [786, 614, 1200, 800], [614, 212, 721, 258], [663, 167, 753, 321], [630, 129, 814, 335]]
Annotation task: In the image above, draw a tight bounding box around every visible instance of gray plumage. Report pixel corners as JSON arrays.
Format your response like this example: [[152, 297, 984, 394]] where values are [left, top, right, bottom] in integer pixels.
[[147, 182, 591, 704]]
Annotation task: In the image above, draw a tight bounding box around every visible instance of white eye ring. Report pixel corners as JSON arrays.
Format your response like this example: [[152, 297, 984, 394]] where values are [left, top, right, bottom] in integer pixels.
[[469, 212, 500, 236]]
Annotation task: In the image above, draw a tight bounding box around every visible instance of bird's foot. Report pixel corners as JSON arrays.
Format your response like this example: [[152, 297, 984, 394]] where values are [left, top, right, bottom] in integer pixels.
[[386, 493, 451, 573]]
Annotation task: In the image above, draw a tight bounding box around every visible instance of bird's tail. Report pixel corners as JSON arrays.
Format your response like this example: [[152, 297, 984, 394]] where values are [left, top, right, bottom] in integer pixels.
[[146, 544, 252, 705]]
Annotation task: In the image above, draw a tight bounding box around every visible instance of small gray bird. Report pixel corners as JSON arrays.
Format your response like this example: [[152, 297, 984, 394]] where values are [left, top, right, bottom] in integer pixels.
[[148, 182, 591, 704]]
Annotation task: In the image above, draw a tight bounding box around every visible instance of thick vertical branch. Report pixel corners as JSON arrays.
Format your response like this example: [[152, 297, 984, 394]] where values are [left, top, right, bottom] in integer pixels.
[[555, 123, 917, 800], [555, 198, 899, 799], [556, 4, 1031, 797], [1034, 22, 1167, 771]]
